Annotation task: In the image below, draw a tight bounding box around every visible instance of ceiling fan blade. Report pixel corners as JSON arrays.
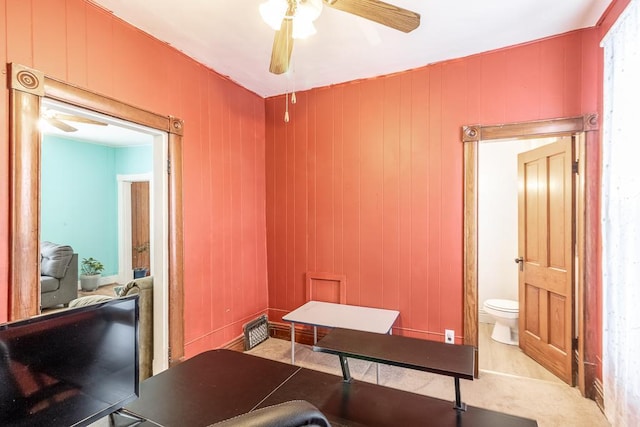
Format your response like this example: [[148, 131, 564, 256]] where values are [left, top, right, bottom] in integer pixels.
[[324, 0, 420, 33], [269, 18, 294, 74], [53, 113, 108, 126], [46, 117, 77, 132]]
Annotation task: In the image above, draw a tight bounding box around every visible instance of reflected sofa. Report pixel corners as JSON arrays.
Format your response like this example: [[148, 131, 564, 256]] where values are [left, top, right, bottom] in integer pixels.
[[69, 276, 154, 381], [40, 242, 78, 309]]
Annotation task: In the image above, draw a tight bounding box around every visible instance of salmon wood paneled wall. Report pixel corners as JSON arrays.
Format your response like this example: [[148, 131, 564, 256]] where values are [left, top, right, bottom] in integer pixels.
[[0, 0, 268, 357], [265, 29, 602, 342]]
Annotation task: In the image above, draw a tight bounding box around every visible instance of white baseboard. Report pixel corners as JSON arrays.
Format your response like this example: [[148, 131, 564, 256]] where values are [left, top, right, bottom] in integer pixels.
[[99, 275, 119, 287]]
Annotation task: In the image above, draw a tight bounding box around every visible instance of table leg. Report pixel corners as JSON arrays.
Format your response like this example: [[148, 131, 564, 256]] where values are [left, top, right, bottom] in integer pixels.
[[290, 323, 295, 365], [339, 355, 352, 383], [314, 326, 317, 344], [453, 377, 467, 411]]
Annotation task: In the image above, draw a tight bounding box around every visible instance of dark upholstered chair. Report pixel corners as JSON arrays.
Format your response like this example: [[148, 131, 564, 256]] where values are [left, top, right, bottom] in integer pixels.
[[210, 400, 331, 427]]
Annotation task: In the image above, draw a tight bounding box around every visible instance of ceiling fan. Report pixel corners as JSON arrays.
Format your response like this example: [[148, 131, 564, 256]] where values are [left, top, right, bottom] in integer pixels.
[[262, 0, 421, 75], [41, 109, 108, 133]]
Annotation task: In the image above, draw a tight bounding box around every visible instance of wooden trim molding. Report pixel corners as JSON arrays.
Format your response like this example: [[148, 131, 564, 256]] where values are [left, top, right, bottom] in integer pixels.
[[462, 115, 599, 143], [9, 64, 43, 319], [269, 321, 324, 346], [463, 139, 479, 376], [168, 130, 185, 365], [8, 63, 185, 364], [461, 114, 598, 381], [306, 271, 347, 304], [593, 378, 605, 413]]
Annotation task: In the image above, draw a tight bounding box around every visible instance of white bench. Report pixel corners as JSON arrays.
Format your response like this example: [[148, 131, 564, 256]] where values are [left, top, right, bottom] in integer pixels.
[[282, 301, 399, 366]]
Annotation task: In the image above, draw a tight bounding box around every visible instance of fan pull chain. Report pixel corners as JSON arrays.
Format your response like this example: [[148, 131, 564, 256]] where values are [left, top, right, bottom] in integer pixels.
[[291, 55, 297, 105], [284, 24, 291, 123], [285, 91, 290, 123]]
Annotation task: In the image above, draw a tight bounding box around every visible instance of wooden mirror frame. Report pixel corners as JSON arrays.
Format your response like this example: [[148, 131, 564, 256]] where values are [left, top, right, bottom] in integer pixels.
[[461, 114, 599, 385], [8, 63, 185, 365]]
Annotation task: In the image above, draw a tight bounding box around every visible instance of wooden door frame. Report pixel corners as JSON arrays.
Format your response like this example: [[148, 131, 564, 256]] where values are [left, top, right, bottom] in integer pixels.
[[8, 63, 185, 366], [461, 114, 598, 390]]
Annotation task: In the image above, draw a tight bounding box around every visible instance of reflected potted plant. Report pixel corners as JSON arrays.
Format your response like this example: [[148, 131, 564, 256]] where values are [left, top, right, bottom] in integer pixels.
[[133, 241, 150, 279], [80, 257, 104, 291]]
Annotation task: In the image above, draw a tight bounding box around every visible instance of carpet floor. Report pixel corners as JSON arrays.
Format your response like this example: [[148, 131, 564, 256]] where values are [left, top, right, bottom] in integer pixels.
[[246, 337, 610, 427]]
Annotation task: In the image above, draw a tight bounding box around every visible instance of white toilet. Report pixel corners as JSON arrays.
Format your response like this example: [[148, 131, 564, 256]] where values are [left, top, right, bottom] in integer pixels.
[[484, 298, 519, 345]]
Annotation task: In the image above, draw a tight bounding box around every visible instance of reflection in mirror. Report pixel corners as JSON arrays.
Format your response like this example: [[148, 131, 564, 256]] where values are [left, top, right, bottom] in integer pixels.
[[40, 98, 155, 311], [9, 62, 184, 367]]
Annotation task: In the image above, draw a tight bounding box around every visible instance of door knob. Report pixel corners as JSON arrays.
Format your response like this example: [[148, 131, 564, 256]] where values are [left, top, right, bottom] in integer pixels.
[[515, 257, 524, 271]]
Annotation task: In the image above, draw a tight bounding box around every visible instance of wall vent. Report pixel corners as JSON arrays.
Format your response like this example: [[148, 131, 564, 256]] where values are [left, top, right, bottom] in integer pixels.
[[243, 314, 269, 350]]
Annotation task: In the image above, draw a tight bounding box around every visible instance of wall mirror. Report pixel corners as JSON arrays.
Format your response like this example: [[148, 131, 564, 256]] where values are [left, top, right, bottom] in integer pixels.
[[8, 63, 185, 366]]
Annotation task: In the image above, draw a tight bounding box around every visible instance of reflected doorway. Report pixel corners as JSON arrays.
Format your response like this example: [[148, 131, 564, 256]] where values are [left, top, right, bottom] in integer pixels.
[[40, 98, 170, 374]]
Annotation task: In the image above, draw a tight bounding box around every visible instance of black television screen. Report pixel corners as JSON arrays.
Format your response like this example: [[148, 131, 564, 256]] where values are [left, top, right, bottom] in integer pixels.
[[0, 296, 139, 426]]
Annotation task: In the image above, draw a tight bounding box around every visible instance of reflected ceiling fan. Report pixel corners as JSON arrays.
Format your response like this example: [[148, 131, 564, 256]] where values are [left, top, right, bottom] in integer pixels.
[[261, 0, 421, 74], [41, 109, 108, 133]]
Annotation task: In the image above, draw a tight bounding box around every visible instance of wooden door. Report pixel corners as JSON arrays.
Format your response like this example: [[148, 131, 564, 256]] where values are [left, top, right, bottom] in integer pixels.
[[131, 181, 150, 275], [517, 136, 574, 384]]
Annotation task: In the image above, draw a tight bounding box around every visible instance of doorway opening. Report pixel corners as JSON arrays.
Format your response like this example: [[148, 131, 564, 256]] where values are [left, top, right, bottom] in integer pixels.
[[462, 114, 598, 393], [40, 98, 170, 374], [477, 136, 563, 383]]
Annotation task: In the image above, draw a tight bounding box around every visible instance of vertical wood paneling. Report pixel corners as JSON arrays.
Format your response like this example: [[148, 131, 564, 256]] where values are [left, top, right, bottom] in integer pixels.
[[183, 64, 209, 343], [0, 0, 605, 359], [285, 94, 296, 310], [265, 29, 600, 342], [265, 100, 277, 312], [294, 93, 309, 308], [1, 0, 269, 348], [342, 83, 361, 304], [274, 99, 288, 310], [382, 75, 401, 311], [539, 38, 565, 119], [307, 93, 317, 275], [505, 43, 540, 121], [65, 0, 88, 86], [410, 68, 430, 333], [333, 87, 344, 276], [209, 75, 225, 331], [479, 51, 506, 123], [6, 0, 33, 66], [111, 23, 139, 106], [359, 79, 384, 309], [441, 60, 467, 332], [427, 64, 443, 334], [85, 2, 114, 95], [315, 88, 334, 273], [563, 33, 583, 116], [32, 0, 66, 79], [398, 73, 413, 329]]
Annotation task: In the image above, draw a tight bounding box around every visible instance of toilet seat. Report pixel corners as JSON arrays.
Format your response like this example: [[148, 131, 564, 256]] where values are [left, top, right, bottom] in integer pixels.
[[485, 298, 518, 313]]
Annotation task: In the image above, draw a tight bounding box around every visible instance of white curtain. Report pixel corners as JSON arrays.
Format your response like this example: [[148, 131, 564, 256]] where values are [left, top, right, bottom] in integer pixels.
[[601, 0, 640, 425]]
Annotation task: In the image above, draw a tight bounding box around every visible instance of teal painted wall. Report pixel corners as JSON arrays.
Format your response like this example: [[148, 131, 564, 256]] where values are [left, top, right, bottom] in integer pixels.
[[116, 145, 153, 175], [41, 136, 152, 277]]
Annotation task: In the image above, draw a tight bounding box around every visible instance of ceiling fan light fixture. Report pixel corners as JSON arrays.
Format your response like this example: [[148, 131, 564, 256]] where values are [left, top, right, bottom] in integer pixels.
[[296, 0, 323, 22], [260, 0, 289, 30]]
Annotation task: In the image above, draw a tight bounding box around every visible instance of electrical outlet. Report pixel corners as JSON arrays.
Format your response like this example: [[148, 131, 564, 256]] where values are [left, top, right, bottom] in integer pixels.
[[445, 329, 455, 344]]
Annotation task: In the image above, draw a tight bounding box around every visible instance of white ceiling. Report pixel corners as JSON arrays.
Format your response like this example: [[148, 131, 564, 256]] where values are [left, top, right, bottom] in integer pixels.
[[88, 0, 612, 98]]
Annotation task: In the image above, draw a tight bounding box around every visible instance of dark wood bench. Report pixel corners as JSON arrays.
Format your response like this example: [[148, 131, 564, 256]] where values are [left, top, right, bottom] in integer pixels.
[[313, 328, 475, 412]]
